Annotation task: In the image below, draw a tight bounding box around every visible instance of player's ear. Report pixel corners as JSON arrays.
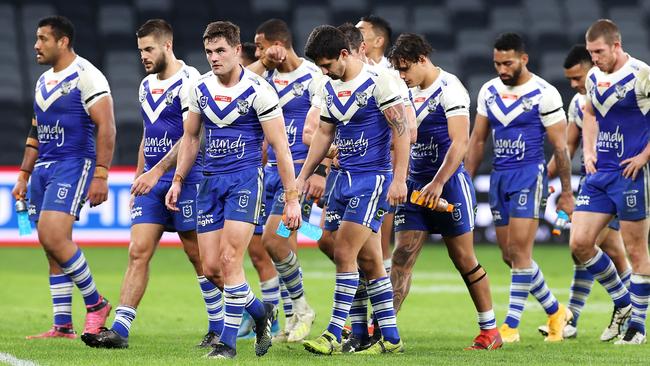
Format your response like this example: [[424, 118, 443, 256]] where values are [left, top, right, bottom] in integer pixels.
[[520, 52, 529, 66]]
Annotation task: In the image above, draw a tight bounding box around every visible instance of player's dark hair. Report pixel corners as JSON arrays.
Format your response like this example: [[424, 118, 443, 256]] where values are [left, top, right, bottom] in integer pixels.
[[586, 19, 621, 45], [564, 44, 593, 69], [241, 42, 258, 65], [388, 33, 433, 66], [360, 15, 392, 50], [256, 18, 292, 48], [494, 32, 526, 53], [203, 21, 240, 47], [37, 15, 74, 48], [337, 23, 364, 53], [136, 19, 173, 40], [304, 25, 349, 61]]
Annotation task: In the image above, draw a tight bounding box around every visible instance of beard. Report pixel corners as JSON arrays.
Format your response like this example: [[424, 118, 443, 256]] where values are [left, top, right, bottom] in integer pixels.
[[500, 66, 522, 86], [147, 55, 168, 75]]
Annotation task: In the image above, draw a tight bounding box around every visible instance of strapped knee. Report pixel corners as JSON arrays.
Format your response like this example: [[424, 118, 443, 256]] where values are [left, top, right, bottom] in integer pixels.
[[462, 264, 487, 287]]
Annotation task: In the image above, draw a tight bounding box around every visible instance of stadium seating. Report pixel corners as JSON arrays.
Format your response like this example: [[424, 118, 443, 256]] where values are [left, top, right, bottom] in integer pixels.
[[2, 0, 649, 166]]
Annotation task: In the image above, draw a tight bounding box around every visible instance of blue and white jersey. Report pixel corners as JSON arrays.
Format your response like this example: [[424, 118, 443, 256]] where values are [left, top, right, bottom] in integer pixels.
[[263, 59, 323, 163], [188, 66, 282, 175], [585, 55, 650, 172], [409, 68, 470, 180], [476, 74, 565, 170], [321, 64, 402, 173], [568, 92, 587, 175], [139, 61, 202, 183], [33, 56, 110, 162]]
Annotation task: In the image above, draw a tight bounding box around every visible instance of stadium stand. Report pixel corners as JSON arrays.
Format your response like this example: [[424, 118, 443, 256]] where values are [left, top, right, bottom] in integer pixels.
[[2, 0, 649, 168]]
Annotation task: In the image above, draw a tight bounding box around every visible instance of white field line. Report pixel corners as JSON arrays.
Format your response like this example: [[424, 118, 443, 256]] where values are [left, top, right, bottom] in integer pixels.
[[0, 353, 39, 366]]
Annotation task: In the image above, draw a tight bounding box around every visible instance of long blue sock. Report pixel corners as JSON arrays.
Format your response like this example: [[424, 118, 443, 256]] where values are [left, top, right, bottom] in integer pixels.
[[326, 272, 359, 342], [366, 276, 400, 344], [568, 264, 594, 326], [59, 249, 100, 306], [620, 268, 632, 290], [222, 283, 264, 349], [280, 281, 293, 318], [584, 249, 630, 308], [349, 271, 369, 340], [198, 276, 224, 334], [274, 251, 305, 300], [504, 267, 534, 328], [629, 274, 650, 334], [530, 261, 559, 315], [260, 276, 280, 328], [111, 305, 136, 338], [50, 274, 73, 326]]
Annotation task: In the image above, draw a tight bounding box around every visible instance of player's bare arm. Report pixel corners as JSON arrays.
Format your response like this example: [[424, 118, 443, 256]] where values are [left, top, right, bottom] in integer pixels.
[[12, 118, 39, 201], [261, 114, 301, 230], [418, 114, 470, 207], [581, 100, 598, 175], [88, 95, 116, 207], [548, 122, 580, 178], [297, 121, 336, 196], [547, 120, 575, 215], [383, 102, 409, 206], [165, 111, 201, 211], [405, 103, 417, 144], [465, 114, 490, 178]]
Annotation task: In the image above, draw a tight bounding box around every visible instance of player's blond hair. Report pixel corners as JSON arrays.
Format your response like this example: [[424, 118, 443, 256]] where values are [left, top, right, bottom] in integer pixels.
[[586, 19, 622, 45]]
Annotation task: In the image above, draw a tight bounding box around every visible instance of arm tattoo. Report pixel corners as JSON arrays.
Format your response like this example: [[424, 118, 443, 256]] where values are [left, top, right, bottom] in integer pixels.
[[554, 147, 572, 191], [390, 231, 426, 313], [156, 139, 181, 172], [384, 104, 407, 137]]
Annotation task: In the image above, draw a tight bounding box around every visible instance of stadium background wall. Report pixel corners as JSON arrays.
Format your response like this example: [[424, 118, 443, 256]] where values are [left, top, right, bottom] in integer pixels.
[[0, 167, 581, 246]]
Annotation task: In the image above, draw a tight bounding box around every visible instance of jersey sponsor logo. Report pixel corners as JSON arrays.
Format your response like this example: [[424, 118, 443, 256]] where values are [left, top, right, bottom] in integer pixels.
[[214, 95, 232, 102], [274, 79, 289, 86], [37, 120, 66, 147], [597, 81, 611, 88], [47, 80, 58, 86], [338, 90, 351, 97], [414, 97, 426, 103], [206, 130, 246, 159], [355, 91, 369, 107], [493, 133, 526, 160], [501, 93, 518, 100], [236, 99, 250, 115], [197, 213, 215, 227], [130, 206, 143, 220], [325, 211, 341, 223], [151, 88, 164, 95], [394, 213, 406, 226], [576, 195, 590, 206], [597, 125, 624, 157], [335, 130, 369, 157], [144, 131, 173, 157], [411, 136, 439, 163], [285, 119, 297, 146]]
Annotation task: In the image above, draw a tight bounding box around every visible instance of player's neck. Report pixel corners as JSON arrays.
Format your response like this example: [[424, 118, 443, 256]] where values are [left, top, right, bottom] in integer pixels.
[[513, 69, 532, 86], [217, 64, 243, 87], [610, 51, 628, 73], [367, 50, 384, 65], [157, 57, 182, 81], [342, 58, 363, 82], [420, 63, 440, 89], [277, 49, 301, 73], [52, 50, 76, 73]]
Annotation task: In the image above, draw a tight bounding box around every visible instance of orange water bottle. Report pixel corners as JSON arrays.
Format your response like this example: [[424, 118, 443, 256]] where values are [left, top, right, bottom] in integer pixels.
[[410, 190, 454, 212]]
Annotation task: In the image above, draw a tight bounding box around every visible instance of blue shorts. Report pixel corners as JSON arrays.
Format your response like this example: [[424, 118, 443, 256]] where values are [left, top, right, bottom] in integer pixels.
[[28, 158, 95, 221], [324, 171, 392, 233], [196, 167, 264, 234], [395, 170, 476, 237], [322, 168, 339, 207], [131, 181, 198, 232], [489, 163, 548, 226], [575, 166, 649, 221], [577, 175, 620, 231]]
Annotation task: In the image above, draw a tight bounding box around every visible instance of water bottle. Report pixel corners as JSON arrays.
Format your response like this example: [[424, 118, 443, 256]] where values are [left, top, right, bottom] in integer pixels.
[[410, 190, 454, 212], [276, 220, 323, 240], [15, 200, 32, 236], [552, 210, 570, 236]]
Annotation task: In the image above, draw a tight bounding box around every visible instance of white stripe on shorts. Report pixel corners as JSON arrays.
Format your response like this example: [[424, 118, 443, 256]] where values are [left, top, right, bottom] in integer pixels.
[[363, 175, 385, 227], [70, 159, 92, 216], [458, 172, 475, 229]]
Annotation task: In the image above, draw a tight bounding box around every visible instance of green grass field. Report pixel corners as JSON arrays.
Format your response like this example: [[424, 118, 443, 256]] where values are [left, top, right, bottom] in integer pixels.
[[0, 245, 647, 365]]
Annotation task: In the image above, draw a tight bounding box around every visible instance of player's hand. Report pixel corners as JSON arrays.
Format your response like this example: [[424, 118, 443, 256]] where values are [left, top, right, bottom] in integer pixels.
[[165, 182, 182, 212], [620, 152, 650, 180], [12, 180, 28, 201], [584, 150, 598, 175], [387, 179, 407, 206], [418, 179, 445, 209], [305, 174, 325, 201], [88, 178, 109, 207], [296, 176, 307, 197], [131, 168, 162, 196], [283, 198, 302, 230], [556, 190, 575, 217], [263, 45, 287, 69]]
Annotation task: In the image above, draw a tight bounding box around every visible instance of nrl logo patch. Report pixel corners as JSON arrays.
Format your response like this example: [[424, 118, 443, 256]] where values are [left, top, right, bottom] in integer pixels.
[[518, 193, 527, 206], [355, 91, 369, 108], [626, 195, 637, 208], [139, 88, 147, 103], [292, 82, 305, 97], [521, 97, 533, 112], [60, 81, 71, 95], [199, 95, 209, 109], [614, 84, 628, 100], [165, 90, 174, 106], [236, 99, 250, 115], [239, 194, 249, 208], [486, 92, 497, 106], [326, 94, 333, 108], [57, 187, 68, 200], [182, 204, 193, 218], [349, 196, 360, 208]]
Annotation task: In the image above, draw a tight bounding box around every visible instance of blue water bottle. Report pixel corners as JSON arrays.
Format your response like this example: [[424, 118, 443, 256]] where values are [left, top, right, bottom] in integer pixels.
[[15, 200, 32, 236], [276, 220, 323, 240], [552, 210, 570, 236]]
